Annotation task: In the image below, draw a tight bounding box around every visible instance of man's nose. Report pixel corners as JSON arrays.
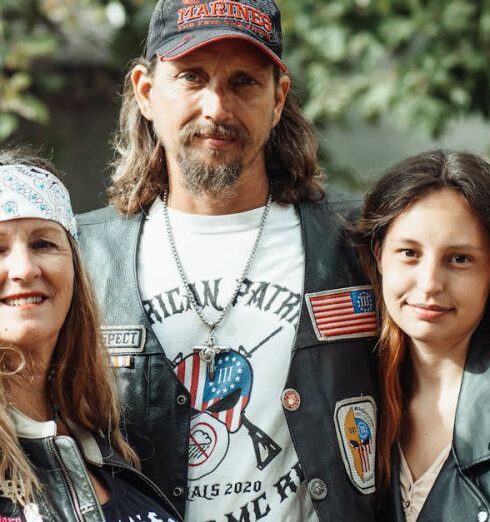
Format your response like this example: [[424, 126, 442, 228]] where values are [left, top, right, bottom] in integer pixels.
[[201, 85, 233, 122]]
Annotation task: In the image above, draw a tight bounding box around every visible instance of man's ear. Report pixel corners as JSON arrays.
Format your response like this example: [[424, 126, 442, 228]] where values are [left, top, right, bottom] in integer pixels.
[[131, 64, 154, 121], [272, 74, 290, 127]]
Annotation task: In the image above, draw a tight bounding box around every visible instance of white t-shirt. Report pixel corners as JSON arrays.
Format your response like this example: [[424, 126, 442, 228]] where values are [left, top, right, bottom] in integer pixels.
[[138, 197, 315, 522]]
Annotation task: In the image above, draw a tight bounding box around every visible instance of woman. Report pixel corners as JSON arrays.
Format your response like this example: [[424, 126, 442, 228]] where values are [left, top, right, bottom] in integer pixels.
[[0, 148, 180, 521], [354, 150, 490, 522]]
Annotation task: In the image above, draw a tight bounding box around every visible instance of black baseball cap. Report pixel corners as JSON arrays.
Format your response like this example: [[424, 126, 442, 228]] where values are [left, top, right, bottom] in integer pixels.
[[146, 0, 286, 71]]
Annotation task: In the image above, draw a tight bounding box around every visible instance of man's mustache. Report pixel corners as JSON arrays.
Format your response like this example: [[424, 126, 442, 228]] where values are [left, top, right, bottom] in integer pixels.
[[180, 123, 249, 145]]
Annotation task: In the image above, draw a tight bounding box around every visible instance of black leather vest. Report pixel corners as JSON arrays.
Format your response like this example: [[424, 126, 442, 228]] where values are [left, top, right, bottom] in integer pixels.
[[77, 198, 379, 521]]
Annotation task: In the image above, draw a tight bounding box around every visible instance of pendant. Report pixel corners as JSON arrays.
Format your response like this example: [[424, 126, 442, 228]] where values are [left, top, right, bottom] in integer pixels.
[[194, 333, 230, 381]]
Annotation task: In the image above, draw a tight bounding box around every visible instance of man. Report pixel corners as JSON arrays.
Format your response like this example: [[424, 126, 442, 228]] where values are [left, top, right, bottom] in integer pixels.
[[77, 0, 379, 520]]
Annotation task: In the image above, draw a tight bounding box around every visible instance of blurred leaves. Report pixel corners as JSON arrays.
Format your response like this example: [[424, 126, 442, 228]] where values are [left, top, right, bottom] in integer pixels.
[[0, 0, 58, 140], [279, 0, 490, 138]]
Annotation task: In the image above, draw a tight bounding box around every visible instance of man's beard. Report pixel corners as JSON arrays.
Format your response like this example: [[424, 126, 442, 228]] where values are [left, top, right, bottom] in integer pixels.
[[177, 122, 250, 198]]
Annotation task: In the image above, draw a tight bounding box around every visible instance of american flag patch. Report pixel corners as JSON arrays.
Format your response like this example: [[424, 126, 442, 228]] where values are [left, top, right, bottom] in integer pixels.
[[305, 285, 378, 341]]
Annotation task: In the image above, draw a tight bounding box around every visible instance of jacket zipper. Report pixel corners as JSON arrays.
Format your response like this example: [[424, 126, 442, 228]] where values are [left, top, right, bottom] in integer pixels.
[[106, 460, 184, 522], [48, 437, 85, 522]]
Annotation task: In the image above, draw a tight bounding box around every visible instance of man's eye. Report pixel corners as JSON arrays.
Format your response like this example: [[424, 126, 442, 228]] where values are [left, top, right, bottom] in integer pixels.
[[232, 75, 257, 87], [179, 71, 204, 83]]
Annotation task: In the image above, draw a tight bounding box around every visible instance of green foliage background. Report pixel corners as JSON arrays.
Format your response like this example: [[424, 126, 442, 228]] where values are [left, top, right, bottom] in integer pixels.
[[1, 0, 490, 190]]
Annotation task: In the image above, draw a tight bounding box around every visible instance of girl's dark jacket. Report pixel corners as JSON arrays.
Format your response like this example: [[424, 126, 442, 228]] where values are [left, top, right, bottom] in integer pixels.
[[379, 310, 490, 522]]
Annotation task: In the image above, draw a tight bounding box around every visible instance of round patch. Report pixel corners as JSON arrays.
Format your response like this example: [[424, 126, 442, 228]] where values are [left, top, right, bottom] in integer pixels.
[[308, 478, 328, 500], [281, 388, 301, 411]]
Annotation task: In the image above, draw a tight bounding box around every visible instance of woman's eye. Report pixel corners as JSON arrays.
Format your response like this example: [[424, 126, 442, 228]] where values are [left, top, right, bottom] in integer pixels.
[[32, 239, 56, 250]]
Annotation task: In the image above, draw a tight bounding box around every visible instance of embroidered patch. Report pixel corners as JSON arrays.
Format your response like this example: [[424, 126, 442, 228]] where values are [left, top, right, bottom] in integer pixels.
[[334, 396, 376, 494], [101, 325, 146, 354], [305, 285, 378, 341], [110, 355, 134, 369]]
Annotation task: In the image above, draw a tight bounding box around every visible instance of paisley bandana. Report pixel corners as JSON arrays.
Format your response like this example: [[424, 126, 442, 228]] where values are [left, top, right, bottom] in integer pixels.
[[0, 164, 77, 240]]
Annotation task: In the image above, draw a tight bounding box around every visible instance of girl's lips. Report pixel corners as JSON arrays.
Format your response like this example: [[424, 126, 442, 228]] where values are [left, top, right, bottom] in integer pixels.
[[408, 303, 453, 320]]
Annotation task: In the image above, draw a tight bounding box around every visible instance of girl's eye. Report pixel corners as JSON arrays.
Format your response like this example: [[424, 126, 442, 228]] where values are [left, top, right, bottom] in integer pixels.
[[399, 249, 417, 258], [451, 254, 471, 264]]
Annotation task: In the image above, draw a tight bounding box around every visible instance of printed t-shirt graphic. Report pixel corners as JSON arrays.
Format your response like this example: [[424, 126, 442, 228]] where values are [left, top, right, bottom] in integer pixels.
[[138, 198, 316, 521]]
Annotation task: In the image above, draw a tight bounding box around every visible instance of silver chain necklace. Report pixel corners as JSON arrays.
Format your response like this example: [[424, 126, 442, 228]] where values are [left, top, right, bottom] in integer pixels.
[[163, 189, 272, 380]]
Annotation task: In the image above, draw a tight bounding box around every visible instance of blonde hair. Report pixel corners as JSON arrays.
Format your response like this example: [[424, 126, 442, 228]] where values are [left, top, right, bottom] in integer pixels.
[[0, 150, 138, 506]]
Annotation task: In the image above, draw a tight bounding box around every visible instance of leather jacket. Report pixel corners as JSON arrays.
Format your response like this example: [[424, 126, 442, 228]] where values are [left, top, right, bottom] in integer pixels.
[[379, 309, 490, 522], [77, 197, 379, 521], [0, 409, 181, 521]]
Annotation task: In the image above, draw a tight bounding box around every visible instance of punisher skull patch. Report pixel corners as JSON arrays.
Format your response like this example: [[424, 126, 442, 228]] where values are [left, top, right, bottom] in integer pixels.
[[334, 396, 376, 494]]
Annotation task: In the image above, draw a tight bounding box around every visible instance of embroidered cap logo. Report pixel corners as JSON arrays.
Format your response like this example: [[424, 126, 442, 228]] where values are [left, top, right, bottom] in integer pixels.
[[177, 1, 274, 38], [145, 0, 286, 71]]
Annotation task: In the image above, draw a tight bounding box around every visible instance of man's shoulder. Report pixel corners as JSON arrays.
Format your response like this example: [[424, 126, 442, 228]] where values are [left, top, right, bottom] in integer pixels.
[[76, 206, 143, 247], [76, 205, 124, 226], [298, 192, 361, 220], [76, 206, 144, 262], [76, 205, 146, 227]]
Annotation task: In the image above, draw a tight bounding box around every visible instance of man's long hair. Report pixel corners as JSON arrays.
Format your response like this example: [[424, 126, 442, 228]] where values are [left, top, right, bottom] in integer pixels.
[[108, 58, 325, 214]]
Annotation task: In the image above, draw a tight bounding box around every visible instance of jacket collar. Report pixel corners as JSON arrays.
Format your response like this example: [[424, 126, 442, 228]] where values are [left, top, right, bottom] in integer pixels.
[[453, 306, 490, 470], [11, 408, 104, 466], [10, 407, 56, 438]]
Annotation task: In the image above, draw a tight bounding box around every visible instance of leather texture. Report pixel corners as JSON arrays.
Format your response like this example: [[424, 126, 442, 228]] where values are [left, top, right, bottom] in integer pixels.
[[0, 426, 180, 521], [77, 198, 379, 521]]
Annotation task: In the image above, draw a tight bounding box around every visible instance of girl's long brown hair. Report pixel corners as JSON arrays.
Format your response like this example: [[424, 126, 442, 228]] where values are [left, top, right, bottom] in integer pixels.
[[352, 149, 490, 489], [0, 148, 138, 506]]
